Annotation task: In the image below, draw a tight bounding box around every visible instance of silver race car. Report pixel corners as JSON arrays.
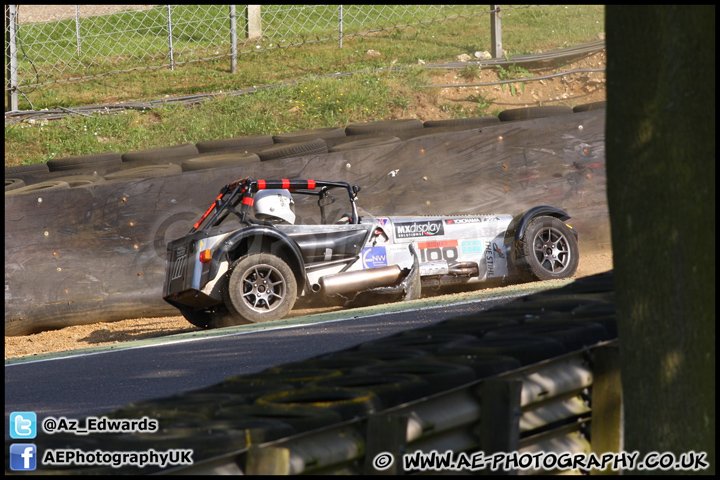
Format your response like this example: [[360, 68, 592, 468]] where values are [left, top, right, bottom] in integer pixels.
[[163, 177, 579, 328]]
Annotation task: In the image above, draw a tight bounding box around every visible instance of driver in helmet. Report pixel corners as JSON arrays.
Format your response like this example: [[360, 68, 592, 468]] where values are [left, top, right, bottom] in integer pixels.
[[253, 189, 296, 225]]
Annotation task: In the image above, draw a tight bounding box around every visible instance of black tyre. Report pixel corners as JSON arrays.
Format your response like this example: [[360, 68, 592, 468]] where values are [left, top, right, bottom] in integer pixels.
[[429, 354, 522, 378], [104, 164, 182, 181], [256, 138, 328, 161], [243, 368, 343, 387], [256, 387, 383, 420], [52, 174, 106, 188], [333, 347, 431, 362], [573, 101, 606, 113], [438, 336, 567, 366], [4, 178, 25, 192], [223, 253, 298, 324], [423, 116, 500, 128], [514, 216, 579, 281], [180, 152, 260, 172], [178, 304, 239, 329], [5, 162, 49, 175], [121, 143, 199, 163], [357, 333, 479, 353], [309, 373, 432, 407], [498, 105, 573, 122], [353, 360, 477, 395], [345, 118, 423, 136], [5, 180, 70, 196], [413, 317, 520, 338], [273, 126, 346, 144], [47, 152, 122, 172], [196, 134, 274, 153], [214, 404, 343, 434], [328, 135, 402, 153], [485, 320, 612, 351]]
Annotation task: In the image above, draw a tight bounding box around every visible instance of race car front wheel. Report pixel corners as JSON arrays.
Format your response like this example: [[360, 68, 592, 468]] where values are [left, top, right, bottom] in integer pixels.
[[223, 253, 297, 323], [514, 216, 579, 281]]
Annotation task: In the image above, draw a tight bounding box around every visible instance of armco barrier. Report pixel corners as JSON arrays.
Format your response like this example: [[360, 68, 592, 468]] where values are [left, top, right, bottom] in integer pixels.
[[7, 271, 621, 474], [4, 110, 608, 335]]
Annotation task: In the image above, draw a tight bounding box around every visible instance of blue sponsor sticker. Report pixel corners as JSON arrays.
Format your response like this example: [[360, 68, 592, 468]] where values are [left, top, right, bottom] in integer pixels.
[[461, 240, 484, 254], [362, 247, 388, 268]]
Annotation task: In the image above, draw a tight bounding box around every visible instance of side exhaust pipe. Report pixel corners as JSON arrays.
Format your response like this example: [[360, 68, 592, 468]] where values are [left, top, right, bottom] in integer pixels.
[[313, 265, 404, 296]]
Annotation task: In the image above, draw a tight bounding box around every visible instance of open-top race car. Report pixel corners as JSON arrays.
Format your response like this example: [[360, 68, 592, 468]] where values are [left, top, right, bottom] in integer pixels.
[[163, 177, 579, 328]]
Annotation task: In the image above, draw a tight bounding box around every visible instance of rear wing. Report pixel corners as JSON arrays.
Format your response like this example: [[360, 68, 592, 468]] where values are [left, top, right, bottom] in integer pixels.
[[189, 178, 359, 234]]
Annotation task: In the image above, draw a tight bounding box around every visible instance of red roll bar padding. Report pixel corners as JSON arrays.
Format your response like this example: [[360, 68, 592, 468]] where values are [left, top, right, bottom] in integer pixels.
[[256, 179, 317, 191]]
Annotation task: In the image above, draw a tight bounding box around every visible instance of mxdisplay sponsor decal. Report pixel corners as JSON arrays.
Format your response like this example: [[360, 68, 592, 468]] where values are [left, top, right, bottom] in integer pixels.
[[445, 216, 501, 225], [362, 247, 388, 269], [394, 220, 444, 239]]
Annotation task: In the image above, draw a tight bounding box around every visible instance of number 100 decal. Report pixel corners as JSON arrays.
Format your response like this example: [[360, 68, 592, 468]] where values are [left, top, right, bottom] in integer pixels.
[[418, 240, 458, 262]]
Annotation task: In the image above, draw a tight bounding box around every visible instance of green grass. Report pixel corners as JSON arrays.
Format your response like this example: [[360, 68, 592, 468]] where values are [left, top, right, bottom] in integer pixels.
[[5, 5, 604, 167]]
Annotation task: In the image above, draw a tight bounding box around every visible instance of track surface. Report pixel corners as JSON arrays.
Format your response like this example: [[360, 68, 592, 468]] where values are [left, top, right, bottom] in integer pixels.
[[4, 297, 516, 440]]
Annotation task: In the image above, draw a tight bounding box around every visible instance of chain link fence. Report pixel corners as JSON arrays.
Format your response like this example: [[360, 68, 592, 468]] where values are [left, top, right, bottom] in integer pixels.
[[6, 4, 516, 109]]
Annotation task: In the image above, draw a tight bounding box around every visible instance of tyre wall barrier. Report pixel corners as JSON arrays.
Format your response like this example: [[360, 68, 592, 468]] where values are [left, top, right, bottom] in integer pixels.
[[4, 110, 608, 335], [7, 271, 620, 474]]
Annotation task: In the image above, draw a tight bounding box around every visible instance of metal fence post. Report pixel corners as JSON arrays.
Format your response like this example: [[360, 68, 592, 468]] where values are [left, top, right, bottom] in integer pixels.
[[246, 5, 261, 41], [5, 4, 19, 111], [229, 5, 237, 73], [338, 5, 343, 49], [490, 5, 502, 58], [75, 5, 82, 57], [167, 5, 174, 71]]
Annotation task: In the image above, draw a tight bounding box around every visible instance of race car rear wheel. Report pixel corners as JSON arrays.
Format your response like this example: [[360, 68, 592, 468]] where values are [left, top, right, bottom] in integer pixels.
[[514, 216, 579, 281], [223, 253, 297, 323]]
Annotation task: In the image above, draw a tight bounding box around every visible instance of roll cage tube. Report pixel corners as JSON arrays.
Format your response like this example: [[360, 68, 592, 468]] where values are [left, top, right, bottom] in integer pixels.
[[189, 178, 360, 233]]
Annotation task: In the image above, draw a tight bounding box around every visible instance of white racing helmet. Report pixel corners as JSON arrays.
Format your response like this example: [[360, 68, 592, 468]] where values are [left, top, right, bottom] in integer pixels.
[[254, 189, 296, 224]]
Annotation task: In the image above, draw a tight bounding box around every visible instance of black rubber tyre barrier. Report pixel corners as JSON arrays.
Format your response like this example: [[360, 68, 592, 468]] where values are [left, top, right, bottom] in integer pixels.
[[345, 118, 424, 136], [329, 347, 431, 362], [256, 386, 383, 420], [51, 174, 107, 188], [438, 336, 567, 366], [4, 177, 25, 191], [256, 138, 328, 161], [532, 314, 618, 339], [498, 105, 574, 122], [5, 162, 49, 175], [309, 373, 432, 408], [243, 367, 343, 387], [5, 179, 70, 196], [423, 116, 500, 128], [353, 360, 477, 395], [193, 379, 296, 403], [196, 134, 274, 153], [104, 164, 183, 181], [121, 143, 199, 163], [104, 405, 210, 428], [573, 101, 607, 113], [571, 301, 616, 318], [412, 317, 521, 339], [515, 297, 607, 313], [214, 403, 343, 434], [429, 353, 522, 378], [47, 152, 122, 172], [328, 135, 402, 153], [357, 332, 479, 353], [273, 126, 346, 144], [180, 152, 261, 172], [485, 320, 611, 351], [283, 355, 385, 373]]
